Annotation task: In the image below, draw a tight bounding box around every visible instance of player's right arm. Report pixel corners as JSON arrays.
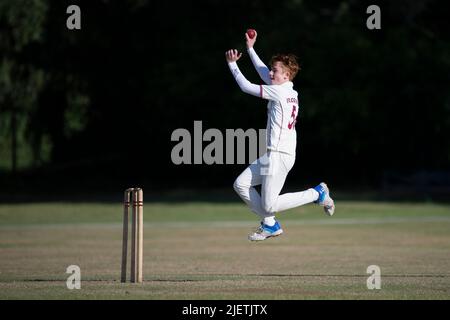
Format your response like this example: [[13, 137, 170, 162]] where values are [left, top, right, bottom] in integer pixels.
[[225, 49, 260, 97], [245, 31, 271, 85]]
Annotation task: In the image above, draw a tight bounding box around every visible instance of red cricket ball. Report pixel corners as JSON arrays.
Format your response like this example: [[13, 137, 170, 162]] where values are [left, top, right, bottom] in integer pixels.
[[246, 29, 256, 39]]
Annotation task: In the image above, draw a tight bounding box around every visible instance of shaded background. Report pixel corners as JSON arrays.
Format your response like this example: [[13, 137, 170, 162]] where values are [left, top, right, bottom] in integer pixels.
[[1, 0, 449, 200]]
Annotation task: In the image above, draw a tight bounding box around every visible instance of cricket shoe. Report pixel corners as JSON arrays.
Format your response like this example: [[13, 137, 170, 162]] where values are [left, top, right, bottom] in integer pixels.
[[248, 221, 283, 241], [313, 182, 335, 216]]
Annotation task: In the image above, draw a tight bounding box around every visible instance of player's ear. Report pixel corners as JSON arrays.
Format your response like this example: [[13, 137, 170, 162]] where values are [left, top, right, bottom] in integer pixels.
[[285, 71, 291, 80]]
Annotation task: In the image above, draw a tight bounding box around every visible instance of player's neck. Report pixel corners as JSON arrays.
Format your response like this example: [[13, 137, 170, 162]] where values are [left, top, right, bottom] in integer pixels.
[[275, 80, 292, 86]]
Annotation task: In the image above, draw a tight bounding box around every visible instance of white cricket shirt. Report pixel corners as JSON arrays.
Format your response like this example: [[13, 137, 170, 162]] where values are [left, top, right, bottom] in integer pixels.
[[260, 82, 299, 156]]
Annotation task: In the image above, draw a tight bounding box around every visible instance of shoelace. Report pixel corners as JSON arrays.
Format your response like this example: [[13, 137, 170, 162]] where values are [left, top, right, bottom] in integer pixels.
[[252, 225, 264, 234]]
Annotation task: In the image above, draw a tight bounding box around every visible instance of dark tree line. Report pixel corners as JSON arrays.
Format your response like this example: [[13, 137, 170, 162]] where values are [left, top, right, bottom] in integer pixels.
[[1, 0, 449, 193]]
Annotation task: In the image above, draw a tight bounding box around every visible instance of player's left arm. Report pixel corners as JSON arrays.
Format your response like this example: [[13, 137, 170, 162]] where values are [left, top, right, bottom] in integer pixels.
[[225, 49, 260, 97]]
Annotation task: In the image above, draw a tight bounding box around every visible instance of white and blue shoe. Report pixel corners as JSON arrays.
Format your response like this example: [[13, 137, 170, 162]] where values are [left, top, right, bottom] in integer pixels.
[[313, 182, 335, 216], [248, 221, 283, 241]]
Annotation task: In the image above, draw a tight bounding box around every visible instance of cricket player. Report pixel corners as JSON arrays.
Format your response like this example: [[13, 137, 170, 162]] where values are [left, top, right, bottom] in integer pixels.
[[226, 30, 335, 241]]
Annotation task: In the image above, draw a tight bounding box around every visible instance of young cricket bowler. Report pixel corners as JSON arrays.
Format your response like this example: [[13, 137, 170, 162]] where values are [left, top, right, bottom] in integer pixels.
[[226, 30, 335, 241]]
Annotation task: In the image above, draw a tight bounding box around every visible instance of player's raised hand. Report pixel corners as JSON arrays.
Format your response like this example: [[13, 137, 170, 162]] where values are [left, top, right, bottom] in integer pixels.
[[225, 49, 243, 63], [245, 29, 257, 49]]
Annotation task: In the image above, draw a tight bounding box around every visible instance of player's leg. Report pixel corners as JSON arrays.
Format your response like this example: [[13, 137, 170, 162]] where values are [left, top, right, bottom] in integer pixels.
[[260, 151, 296, 215], [268, 188, 319, 212], [263, 153, 335, 215], [246, 152, 335, 241], [248, 151, 286, 241], [233, 155, 266, 218]]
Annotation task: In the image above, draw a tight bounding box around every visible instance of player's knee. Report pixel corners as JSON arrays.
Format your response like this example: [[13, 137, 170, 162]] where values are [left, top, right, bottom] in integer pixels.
[[233, 178, 246, 195]]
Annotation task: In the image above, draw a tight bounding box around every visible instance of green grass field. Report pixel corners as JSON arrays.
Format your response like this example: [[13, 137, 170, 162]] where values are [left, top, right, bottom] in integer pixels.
[[1, 198, 450, 299]]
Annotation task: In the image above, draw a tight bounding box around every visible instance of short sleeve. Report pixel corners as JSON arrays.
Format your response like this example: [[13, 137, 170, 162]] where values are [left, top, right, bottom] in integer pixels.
[[260, 85, 284, 101]]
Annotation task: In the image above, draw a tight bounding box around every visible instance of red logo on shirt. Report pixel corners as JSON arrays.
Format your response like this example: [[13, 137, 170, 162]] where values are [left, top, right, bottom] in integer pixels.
[[288, 105, 298, 129]]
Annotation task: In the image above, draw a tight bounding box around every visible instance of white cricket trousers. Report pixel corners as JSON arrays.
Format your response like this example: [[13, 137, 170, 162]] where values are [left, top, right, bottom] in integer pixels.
[[233, 151, 318, 218]]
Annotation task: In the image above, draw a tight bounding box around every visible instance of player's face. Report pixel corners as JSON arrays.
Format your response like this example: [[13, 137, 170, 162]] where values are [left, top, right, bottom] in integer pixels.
[[270, 62, 290, 85]]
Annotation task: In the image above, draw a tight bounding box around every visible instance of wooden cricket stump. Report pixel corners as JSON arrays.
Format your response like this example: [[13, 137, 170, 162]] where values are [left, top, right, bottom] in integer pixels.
[[121, 187, 143, 283]]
